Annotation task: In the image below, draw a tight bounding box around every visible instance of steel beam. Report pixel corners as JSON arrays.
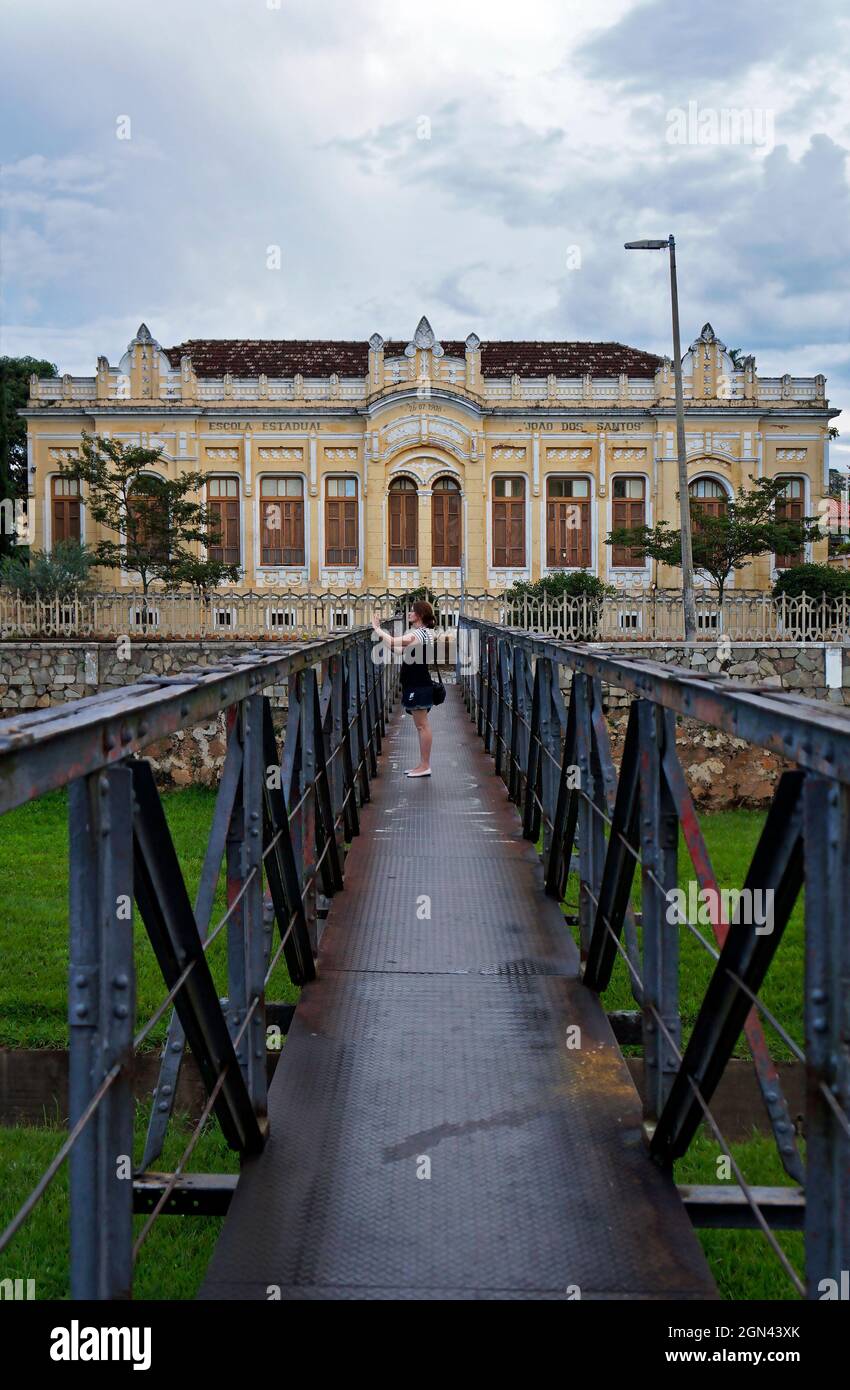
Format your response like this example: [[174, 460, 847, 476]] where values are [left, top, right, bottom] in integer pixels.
[[638, 702, 680, 1122], [131, 761, 263, 1155], [651, 770, 805, 1166], [803, 774, 850, 1299], [68, 765, 135, 1300]]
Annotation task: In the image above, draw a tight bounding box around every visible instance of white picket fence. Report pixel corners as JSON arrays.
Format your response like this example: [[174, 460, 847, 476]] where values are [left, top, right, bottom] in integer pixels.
[[1, 589, 848, 643]]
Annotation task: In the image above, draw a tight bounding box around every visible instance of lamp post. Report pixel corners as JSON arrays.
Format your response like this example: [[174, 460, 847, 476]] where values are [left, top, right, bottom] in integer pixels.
[[625, 235, 697, 641]]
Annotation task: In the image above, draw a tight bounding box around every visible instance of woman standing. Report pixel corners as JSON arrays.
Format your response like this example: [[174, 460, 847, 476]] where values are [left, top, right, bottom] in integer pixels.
[[371, 599, 436, 778]]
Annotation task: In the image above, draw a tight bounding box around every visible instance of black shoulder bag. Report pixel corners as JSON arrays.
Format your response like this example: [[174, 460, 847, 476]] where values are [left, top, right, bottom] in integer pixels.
[[430, 639, 446, 706]]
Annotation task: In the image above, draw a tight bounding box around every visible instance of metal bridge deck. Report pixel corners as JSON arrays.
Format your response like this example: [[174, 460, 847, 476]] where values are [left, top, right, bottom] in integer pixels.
[[201, 687, 716, 1300]]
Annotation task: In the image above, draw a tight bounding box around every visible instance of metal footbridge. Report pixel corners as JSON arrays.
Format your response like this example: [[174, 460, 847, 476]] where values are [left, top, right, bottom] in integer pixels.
[[0, 617, 847, 1300]]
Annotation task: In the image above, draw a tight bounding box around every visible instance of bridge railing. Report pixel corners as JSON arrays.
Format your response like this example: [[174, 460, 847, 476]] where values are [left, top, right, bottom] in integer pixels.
[[457, 615, 850, 1300], [2, 587, 849, 643], [0, 623, 401, 1298]]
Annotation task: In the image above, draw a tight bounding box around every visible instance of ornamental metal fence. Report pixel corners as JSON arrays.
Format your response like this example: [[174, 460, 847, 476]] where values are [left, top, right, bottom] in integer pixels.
[[1, 587, 849, 643]]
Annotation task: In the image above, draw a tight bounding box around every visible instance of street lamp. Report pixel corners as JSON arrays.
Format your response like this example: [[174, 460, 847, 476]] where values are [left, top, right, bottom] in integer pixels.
[[625, 235, 697, 641]]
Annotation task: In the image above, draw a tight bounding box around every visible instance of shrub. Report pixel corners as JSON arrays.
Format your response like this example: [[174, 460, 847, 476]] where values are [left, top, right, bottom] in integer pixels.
[[0, 540, 97, 599], [772, 563, 850, 600], [505, 570, 615, 602]]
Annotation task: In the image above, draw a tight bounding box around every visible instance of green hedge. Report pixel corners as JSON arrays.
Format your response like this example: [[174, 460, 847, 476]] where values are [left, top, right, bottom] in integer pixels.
[[772, 563, 850, 600]]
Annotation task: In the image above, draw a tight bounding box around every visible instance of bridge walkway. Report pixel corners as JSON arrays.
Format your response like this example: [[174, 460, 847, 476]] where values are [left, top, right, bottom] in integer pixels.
[[201, 686, 716, 1300]]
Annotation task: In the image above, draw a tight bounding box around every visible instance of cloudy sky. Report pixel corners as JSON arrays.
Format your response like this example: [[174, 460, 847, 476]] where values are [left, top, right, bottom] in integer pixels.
[[2, 0, 849, 458]]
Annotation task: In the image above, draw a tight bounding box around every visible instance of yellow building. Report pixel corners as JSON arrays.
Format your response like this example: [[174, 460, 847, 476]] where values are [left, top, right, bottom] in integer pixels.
[[23, 317, 838, 594]]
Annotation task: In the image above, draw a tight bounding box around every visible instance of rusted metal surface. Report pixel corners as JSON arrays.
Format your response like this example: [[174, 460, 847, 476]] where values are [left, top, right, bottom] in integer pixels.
[[0, 633, 377, 814], [460, 622, 850, 784]]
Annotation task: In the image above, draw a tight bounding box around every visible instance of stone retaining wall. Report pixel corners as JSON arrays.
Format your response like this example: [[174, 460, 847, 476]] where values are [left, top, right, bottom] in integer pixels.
[[582, 641, 850, 708], [0, 640, 291, 712], [2, 639, 847, 805]]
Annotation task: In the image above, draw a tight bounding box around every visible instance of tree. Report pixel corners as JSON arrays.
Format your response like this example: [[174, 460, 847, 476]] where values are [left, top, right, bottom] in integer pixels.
[[59, 432, 240, 599], [0, 539, 97, 600], [606, 476, 821, 602], [171, 553, 244, 598], [0, 356, 58, 558]]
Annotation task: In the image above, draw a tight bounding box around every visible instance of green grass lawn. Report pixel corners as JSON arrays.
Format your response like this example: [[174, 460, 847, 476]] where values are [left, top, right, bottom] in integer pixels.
[[0, 789, 804, 1300], [0, 1107, 237, 1300], [0, 786, 298, 1050], [563, 807, 804, 1059], [675, 1132, 804, 1301]]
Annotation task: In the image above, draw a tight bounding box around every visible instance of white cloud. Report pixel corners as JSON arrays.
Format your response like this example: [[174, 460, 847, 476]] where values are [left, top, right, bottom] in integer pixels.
[[0, 0, 846, 444]]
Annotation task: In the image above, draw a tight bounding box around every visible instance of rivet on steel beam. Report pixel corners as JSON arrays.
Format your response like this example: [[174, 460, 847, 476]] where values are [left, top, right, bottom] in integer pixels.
[[113, 974, 129, 989], [75, 1004, 88, 1019], [114, 1004, 128, 1019], [813, 1016, 828, 1032]]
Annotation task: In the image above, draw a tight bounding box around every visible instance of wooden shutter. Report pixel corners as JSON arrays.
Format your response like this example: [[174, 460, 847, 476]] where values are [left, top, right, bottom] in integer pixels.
[[775, 485, 804, 568], [494, 496, 524, 567], [508, 499, 524, 565], [611, 495, 644, 566], [389, 489, 418, 565], [435, 489, 461, 566], [493, 500, 508, 567], [547, 499, 589, 568], [283, 498, 304, 564], [53, 496, 80, 543], [210, 498, 239, 564], [326, 498, 358, 565], [389, 491, 402, 564], [325, 499, 341, 564]]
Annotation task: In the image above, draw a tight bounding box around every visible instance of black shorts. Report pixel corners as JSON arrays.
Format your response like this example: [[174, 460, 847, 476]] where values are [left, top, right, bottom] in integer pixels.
[[402, 686, 433, 714]]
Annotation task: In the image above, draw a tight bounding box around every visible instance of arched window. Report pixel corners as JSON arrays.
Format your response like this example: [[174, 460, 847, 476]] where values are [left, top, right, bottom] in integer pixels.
[[492, 476, 525, 568], [127, 476, 168, 560], [546, 476, 590, 568], [689, 477, 728, 523], [51, 476, 81, 545], [388, 476, 418, 566], [207, 477, 240, 565], [432, 476, 461, 567], [775, 477, 805, 569]]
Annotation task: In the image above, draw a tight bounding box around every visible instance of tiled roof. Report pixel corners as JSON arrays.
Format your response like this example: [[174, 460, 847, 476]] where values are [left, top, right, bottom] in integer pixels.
[[163, 338, 662, 380]]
